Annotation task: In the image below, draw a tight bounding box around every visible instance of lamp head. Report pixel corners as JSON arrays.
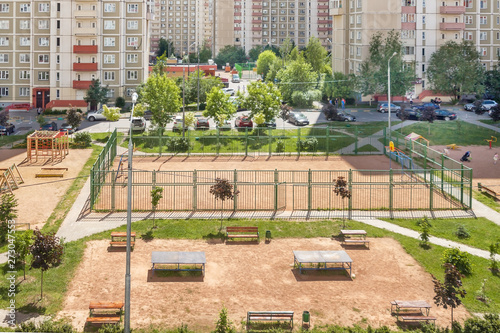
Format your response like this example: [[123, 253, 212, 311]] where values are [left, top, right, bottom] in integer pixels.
[[132, 92, 138, 103], [392, 51, 398, 56]]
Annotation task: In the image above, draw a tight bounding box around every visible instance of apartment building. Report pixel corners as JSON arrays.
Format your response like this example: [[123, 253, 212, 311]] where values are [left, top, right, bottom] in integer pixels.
[[331, 0, 500, 98], [0, 0, 152, 109]]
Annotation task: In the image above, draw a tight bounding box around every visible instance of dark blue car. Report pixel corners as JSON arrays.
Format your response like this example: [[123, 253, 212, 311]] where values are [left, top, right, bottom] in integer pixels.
[[412, 102, 440, 111]]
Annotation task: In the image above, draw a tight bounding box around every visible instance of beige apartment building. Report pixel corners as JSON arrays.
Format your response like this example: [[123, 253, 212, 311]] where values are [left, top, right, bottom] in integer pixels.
[[331, 0, 500, 98], [0, 0, 152, 109]]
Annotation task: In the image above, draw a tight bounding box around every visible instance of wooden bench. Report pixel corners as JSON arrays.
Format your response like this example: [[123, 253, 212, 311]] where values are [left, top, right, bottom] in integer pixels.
[[479, 183, 499, 201], [110, 232, 136, 247], [400, 315, 437, 324], [226, 227, 259, 242], [86, 301, 124, 325], [340, 230, 370, 248], [247, 311, 294, 329], [86, 317, 121, 324]]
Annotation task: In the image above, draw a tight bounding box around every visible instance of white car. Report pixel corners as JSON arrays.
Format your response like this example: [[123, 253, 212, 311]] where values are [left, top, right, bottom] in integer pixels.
[[222, 88, 235, 96], [87, 109, 107, 121], [231, 74, 240, 83]]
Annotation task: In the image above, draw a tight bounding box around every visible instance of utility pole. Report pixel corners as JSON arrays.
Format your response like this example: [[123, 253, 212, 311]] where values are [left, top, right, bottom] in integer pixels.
[[197, 45, 200, 112]]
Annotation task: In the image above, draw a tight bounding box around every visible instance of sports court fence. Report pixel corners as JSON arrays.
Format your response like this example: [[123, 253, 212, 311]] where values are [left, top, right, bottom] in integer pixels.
[[90, 168, 471, 215], [90, 129, 117, 209]]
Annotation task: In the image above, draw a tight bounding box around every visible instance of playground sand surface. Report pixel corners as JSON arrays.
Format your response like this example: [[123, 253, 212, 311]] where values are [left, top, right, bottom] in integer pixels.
[[58, 237, 468, 331], [0, 149, 92, 228]]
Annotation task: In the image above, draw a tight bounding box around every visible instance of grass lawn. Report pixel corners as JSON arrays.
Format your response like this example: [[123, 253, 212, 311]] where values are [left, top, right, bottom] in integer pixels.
[[479, 119, 500, 127], [0, 132, 33, 147], [473, 191, 500, 213], [399, 120, 499, 146], [381, 217, 500, 252], [2, 218, 498, 317]]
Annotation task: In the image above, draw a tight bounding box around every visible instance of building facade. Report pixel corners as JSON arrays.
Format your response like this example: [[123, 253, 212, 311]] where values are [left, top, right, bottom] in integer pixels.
[[0, 0, 152, 109]]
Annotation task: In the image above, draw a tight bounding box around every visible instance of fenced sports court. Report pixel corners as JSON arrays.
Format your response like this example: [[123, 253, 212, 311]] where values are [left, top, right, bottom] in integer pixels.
[[89, 129, 473, 218]]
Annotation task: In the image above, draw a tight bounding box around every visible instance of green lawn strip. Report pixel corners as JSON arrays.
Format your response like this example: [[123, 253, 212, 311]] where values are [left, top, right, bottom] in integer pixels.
[[0, 132, 34, 148], [478, 119, 500, 127], [91, 132, 124, 144], [399, 120, 498, 146], [356, 144, 379, 153], [473, 191, 500, 213], [380, 217, 500, 252], [1, 218, 498, 317]]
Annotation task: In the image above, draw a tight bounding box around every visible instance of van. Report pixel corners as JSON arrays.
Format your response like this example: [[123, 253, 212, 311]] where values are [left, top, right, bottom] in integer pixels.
[[231, 73, 240, 83]]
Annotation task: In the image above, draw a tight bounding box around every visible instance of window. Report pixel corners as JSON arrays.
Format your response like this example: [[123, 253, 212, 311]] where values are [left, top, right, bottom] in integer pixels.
[[56, 72, 59, 81], [38, 3, 49, 12], [357, 31, 361, 40], [19, 87, 29, 96], [357, 0, 362, 8], [404, 46, 415, 55], [0, 37, 8, 46], [127, 37, 138, 47], [106, 89, 115, 98], [465, 15, 472, 24], [480, 32, 487, 40], [127, 70, 138, 80], [464, 32, 473, 40], [19, 54, 30, 63], [19, 70, 29, 79], [0, 87, 9, 96], [422, 32, 425, 40], [104, 54, 115, 64], [481, 48, 487, 56], [19, 37, 30, 46], [401, 30, 415, 39], [104, 37, 115, 46], [56, 89, 59, 98], [127, 54, 138, 63], [20, 20, 30, 29], [57, 20, 60, 29], [38, 37, 49, 46], [480, 0, 487, 9], [38, 71, 49, 80], [104, 71, 115, 81], [0, 71, 9, 79], [0, 54, 7, 63], [38, 55, 49, 63], [19, 3, 30, 12], [480, 16, 487, 24], [127, 4, 138, 13], [38, 20, 49, 29], [422, 64, 425, 72], [127, 20, 138, 30], [356, 15, 361, 24], [0, 20, 9, 29], [465, 0, 472, 8], [56, 38, 60, 46], [422, 15, 426, 24], [104, 3, 116, 12], [104, 20, 115, 30], [56, 55, 60, 64], [0, 4, 9, 12]]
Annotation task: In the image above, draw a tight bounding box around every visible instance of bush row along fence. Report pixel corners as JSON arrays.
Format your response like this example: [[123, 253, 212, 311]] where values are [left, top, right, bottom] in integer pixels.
[[120, 126, 386, 157], [90, 168, 471, 215], [90, 129, 117, 209]]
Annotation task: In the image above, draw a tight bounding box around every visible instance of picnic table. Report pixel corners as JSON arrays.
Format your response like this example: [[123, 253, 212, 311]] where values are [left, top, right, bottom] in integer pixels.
[[391, 300, 436, 324], [86, 301, 124, 325], [293, 250, 353, 276], [340, 230, 370, 248], [151, 251, 206, 276]]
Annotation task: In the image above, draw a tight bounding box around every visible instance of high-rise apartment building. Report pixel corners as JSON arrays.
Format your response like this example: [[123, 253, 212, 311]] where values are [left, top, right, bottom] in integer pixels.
[[331, 0, 500, 97], [0, 0, 152, 109]]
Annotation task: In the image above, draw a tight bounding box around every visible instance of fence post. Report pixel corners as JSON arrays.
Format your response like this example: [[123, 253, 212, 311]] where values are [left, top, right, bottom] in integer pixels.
[[441, 154, 444, 192], [193, 169, 197, 211], [152, 170, 156, 211], [348, 169, 353, 220], [469, 168, 473, 209], [423, 145, 428, 169], [298, 128, 301, 156], [268, 127, 272, 156], [159, 128, 163, 157], [217, 129, 220, 156], [245, 128, 248, 157], [429, 168, 434, 211], [308, 169, 312, 211], [354, 127, 358, 155], [326, 126, 330, 157], [90, 169, 94, 210], [274, 169, 278, 211], [187, 129, 191, 156], [111, 171, 115, 211], [460, 164, 464, 206], [389, 168, 393, 217], [383, 128, 387, 156], [234, 169, 238, 212]]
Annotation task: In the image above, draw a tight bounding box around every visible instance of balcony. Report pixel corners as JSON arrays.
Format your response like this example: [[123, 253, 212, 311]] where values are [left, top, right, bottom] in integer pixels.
[[401, 22, 416, 30], [234, 27, 241, 31], [318, 27, 331, 31], [440, 22, 465, 30], [73, 63, 98, 71], [74, 28, 97, 36], [318, 5, 329, 9], [252, 5, 262, 9], [234, 5, 241, 9], [440, 6, 466, 14], [330, 7, 343, 15], [252, 27, 262, 31], [318, 12, 329, 16], [73, 45, 98, 53], [318, 19, 332, 24], [74, 10, 97, 18], [234, 19, 241, 23], [401, 6, 416, 13], [72, 80, 92, 89]]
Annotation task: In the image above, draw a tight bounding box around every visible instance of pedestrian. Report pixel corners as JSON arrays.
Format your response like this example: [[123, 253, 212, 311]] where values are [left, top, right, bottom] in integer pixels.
[[443, 148, 450, 156], [341, 98, 345, 110], [37, 107, 41, 115], [409, 95, 413, 106], [494, 152, 499, 165], [237, 85, 240, 92], [242, 85, 246, 93], [335, 98, 338, 106], [329, 99, 332, 105]]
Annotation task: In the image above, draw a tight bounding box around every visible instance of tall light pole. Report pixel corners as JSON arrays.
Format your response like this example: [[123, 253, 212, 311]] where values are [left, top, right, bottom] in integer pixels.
[[197, 45, 200, 112], [124, 91, 138, 333], [387, 51, 398, 135]]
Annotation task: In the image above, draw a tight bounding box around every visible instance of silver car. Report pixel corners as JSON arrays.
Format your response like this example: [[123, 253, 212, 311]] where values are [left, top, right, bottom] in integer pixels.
[[377, 102, 401, 113], [464, 100, 498, 111], [87, 109, 107, 121]]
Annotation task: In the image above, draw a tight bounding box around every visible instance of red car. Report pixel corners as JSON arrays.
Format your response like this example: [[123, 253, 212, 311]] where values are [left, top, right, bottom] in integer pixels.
[[235, 115, 253, 128]]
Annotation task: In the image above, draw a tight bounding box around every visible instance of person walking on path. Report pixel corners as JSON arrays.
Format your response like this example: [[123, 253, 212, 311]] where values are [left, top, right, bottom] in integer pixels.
[[341, 98, 345, 110], [494, 152, 499, 165], [409, 95, 413, 106]]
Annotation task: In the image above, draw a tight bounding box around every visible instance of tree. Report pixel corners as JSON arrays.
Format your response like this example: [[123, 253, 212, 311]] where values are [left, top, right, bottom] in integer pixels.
[[490, 104, 500, 122], [115, 96, 126, 109], [357, 31, 415, 97], [198, 45, 212, 63], [331, 72, 355, 101], [289, 46, 300, 62], [333, 176, 351, 228], [256, 50, 277, 80], [419, 219, 431, 248], [102, 105, 121, 122], [30, 228, 64, 298], [209, 178, 239, 230], [66, 108, 83, 130], [141, 74, 182, 129], [150, 187, 163, 229], [0, 110, 9, 126], [37, 115, 47, 128], [484, 69, 500, 101], [419, 106, 437, 135], [248, 45, 262, 62], [398, 105, 410, 133], [185, 70, 223, 105], [276, 58, 317, 103], [432, 263, 467, 326], [156, 38, 175, 58], [304, 37, 328, 74], [0, 194, 17, 243], [322, 103, 338, 121], [214, 45, 247, 68], [280, 37, 294, 66], [264, 58, 283, 84], [84, 79, 109, 111], [204, 87, 237, 127], [213, 306, 236, 333], [13, 230, 33, 280], [241, 81, 282, 122], [427, 41, 484, 100], [489, 240, 500, 273]]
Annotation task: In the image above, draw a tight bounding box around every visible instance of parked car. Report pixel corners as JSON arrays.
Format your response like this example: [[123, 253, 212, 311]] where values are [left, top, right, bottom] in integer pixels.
[[434, 109, 457, 121], [172, 115, 187, 132], [131, 117, 146, 132], [222, 88, 235, 96], [464, 100, 498, 111], [217, 119, 232, 131], [40, 122, 58, 131], [412, 102, 440, 111], [143, 110, 153, 120], [377, 102, 401, 113], [396, 109, 421, 120], [328, 111, 356, 122], [229, 96, 246, 111], [87, 109, 107, 121], [195, 116, 210, 130], [231, 74, 240, 83], [60, 123, 76, 134], [262, 119, 277, 128], [288, 111, 310, 126], [0, 123, 15, 135], [235, 115, 253, 128]]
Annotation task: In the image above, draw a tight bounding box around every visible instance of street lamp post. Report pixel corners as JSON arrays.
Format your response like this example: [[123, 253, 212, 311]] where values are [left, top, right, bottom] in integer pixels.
[[387, 51, 398, 135], [197, 45, 200, 112], [124, 91, 138, 333]]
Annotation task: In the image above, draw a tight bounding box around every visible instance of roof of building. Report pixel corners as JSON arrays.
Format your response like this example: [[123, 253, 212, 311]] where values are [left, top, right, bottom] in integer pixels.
[[45, 100, 88, 109]]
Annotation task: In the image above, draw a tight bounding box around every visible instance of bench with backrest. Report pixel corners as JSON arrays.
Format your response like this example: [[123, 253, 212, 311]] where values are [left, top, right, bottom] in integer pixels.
[[340, 230, 370, 248], [86, 301, 124, 325], [400, 315, 437, 324], [110, 232, 136, 247], [247, 311, 294, 330], [479, 183, 499, 201], [226, 227, 259, 241]]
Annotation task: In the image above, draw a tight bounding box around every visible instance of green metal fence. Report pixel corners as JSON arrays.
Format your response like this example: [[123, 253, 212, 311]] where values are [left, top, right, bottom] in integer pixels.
[[90, 129, 117, 209]]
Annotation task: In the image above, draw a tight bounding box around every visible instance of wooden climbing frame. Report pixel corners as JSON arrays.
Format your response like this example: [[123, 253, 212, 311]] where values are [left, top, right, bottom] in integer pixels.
[[0, 164, 24, 193], [27, 131, 69, 163]]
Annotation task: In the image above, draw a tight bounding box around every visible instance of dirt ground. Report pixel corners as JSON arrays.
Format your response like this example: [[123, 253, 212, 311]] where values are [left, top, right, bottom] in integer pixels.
[[0, 149, 92, 228], [59, 238, 468, 331]]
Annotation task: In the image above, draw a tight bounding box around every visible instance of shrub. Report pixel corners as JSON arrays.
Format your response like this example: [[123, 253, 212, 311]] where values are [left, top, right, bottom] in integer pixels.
[[166, 137, 190, 151], [455, 225, 471, 239], [442, 247, 473, 275], [297, 137, 318, 152], [115, 96, 126, 109], [276, 140, 285, 153], [419, 221, 431, 247], [291, 91, 307, 107], [74, 132, 92, 147]]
